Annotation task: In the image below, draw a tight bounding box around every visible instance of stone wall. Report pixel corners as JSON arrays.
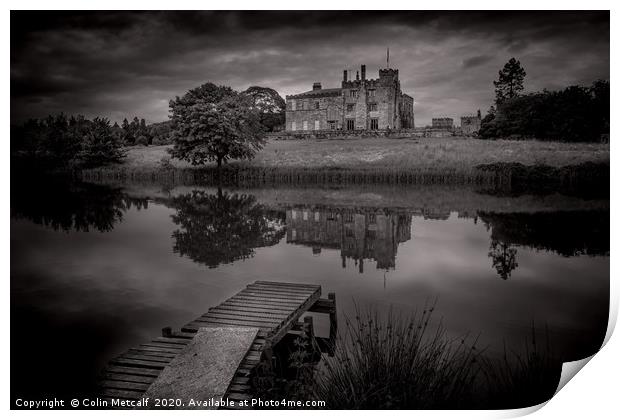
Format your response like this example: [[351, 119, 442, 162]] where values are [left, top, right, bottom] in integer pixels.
[[432, 118, 454, 130], [286, 93, 344, 131], [400, 95, 414, 128], [266, 128, 456, 141], [461, 116, 481, 135]]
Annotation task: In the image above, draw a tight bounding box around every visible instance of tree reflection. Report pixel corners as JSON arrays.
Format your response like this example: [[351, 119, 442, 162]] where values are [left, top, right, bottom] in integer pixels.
[[479, 211, 609, 257], [480, 210, 609, 280], [11, 178, 146, 232], [488, 240, 519, 280], [170, 189, 286, 268]]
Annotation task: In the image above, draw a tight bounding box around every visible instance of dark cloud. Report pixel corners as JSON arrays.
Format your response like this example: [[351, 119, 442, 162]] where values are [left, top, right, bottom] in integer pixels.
[[462, 55, 494, 69], [11, 11, 610, 126]]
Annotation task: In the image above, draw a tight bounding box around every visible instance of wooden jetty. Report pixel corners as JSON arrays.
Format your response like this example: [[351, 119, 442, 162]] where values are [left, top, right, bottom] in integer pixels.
[[98, 281, 336, 408]]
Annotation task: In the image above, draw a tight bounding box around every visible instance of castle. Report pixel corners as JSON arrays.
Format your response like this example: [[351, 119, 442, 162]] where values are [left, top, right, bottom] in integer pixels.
[[460, 110, 482, 135], [285, 64, 414, 132]]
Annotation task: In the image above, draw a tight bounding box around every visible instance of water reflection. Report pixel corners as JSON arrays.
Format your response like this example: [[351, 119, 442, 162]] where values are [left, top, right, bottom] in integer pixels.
[[286, 207, 411, 272], [169, 189, 286, 268], [9, 181, 609, 406], [488, 240, 519, 280], [11, 179, 147, 232], [479, 211, 609, 257]]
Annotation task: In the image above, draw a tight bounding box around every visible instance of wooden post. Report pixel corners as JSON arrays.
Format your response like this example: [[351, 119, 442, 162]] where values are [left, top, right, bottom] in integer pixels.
[[303, 316, 315, 341], [328, 292, 337, 356], [304, 315, 320, 359], [162, 326, 173, 338]]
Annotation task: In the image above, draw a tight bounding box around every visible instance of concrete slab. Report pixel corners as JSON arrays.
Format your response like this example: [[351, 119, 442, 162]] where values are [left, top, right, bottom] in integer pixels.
[[143, 327, 259, 409]]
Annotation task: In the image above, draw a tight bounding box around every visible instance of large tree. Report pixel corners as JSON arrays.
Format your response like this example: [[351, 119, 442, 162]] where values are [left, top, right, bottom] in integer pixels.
[[241, 86, 286, 132], [169, 83, 265, 168], [493, 58, 527, 105]]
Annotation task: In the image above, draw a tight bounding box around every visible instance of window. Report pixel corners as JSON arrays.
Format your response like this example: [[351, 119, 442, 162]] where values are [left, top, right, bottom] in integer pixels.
[[291, 121, 297, 131], [368, 103, 377, 112], [314, 120, 320, 130], [291, 210, 297, 219], [303, 211, 308, 221], [315, 101, 320, 110], [303, 121, 308, 130], [291, 229, 297, 240], [349, 90, 358, 98], [368, 89, 376, 98], [290, 100, 296, 111], [346, 119, 355, 130], [314, 212, 320, 222], [346, 104, 355, 112], [328, 121, 337, 130], [368, 213, 376, 223], [344, 213, 354, 223], [370, 119, 379, 130]]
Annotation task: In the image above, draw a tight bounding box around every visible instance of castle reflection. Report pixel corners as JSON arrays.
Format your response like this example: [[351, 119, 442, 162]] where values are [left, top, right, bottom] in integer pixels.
[[286, 207, 412, 272]]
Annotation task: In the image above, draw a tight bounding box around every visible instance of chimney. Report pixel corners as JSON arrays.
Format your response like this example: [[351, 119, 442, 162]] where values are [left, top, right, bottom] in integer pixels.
[[356, 71, 359, 81], [361, 64, 366, 81], [343, 70, 348, 82], [312, 82, 322, 91]]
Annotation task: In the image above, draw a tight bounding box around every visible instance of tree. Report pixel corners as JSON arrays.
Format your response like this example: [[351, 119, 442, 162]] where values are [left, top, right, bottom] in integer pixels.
[[241, 86, 286, 132], [479, 81, 609, 142], [169, 83, 265, 168], [494, 58, 526, 105], [590, 79, 609, 137], [78, 117, 126, 167]]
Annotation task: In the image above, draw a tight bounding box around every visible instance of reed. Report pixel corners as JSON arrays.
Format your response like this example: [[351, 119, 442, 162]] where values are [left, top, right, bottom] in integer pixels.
[[81, 165, 498, 188], [80, 160, 608, 198], [481, 325, 561, 409], [310, 303, 484, 409]]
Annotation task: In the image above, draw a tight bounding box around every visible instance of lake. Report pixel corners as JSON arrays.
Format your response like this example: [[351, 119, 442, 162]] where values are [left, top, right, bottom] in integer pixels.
[[10, 180, 609, 403]]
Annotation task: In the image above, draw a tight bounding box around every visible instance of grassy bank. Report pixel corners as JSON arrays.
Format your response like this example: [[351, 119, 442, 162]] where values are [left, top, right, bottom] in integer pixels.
[[80, 137, 609, 194], [109, 137, 610, 170]]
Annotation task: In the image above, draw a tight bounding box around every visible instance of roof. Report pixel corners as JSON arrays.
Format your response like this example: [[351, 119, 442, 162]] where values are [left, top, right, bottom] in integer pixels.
[[287, 87, 342, 99]]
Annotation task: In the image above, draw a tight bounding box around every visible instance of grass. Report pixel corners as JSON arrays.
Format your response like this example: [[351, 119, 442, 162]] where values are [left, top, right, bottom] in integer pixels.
[[310, 303, 484, 409], [80, 138, 609, 194], [251, 305, 562, 409], [482, 325, 560, 409], [116, 137, 609, 171]]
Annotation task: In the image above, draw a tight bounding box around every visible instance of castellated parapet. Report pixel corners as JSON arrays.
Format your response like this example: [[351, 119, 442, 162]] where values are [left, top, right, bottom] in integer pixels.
[[285, 65, 414, 132]]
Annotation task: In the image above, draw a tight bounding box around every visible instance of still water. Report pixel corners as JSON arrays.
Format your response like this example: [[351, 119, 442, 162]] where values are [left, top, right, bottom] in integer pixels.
[[10, 181, 609, 400]]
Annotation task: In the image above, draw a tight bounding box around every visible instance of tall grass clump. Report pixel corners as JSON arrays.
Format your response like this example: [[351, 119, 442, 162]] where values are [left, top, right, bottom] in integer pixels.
[[482, 324, 560, 408], [312, 304, 484, 409]]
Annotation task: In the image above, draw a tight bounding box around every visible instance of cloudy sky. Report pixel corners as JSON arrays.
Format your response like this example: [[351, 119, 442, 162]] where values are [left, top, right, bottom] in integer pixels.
[[11, 11, 609, 126]]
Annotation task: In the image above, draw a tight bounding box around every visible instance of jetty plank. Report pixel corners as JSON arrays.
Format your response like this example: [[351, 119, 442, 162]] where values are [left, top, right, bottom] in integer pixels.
[[98, 281, 323, 409]]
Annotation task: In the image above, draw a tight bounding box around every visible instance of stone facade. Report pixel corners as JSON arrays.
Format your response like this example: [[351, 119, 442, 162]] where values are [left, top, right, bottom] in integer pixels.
[[460, 110, 482, 135], [432, 117, 454, 130], [266, 128, 457, 141], [285, 65, 414, 132]]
